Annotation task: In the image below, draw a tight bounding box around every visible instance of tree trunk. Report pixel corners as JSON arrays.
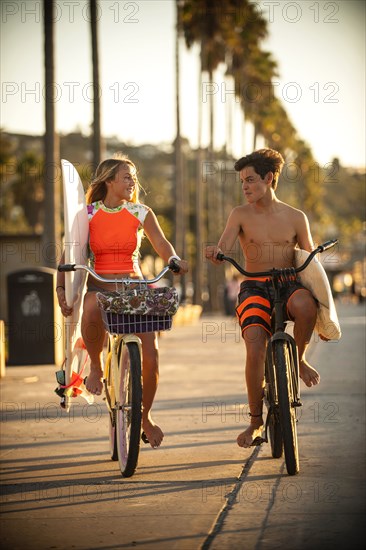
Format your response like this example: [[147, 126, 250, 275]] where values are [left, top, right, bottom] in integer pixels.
[[253, 122, 258, 151], [175, 1, 186, 299], [194, 65, 204, 306], [242, 115, 246, 157], [42, 0, 60, 268], [207, 68, 222, 312], [90, 0, 103, 168]]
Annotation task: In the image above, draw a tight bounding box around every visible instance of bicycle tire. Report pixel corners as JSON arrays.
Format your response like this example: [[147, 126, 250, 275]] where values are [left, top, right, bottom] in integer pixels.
[[104, 351, 118, 461], [115, 340, 142, 478], [275, 341, 299, 475], [264, 347, 283, 459]]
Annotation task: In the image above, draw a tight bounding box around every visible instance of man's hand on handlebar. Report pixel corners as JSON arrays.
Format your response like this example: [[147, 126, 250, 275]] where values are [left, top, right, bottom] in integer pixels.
[[205, 245, 224, 265]]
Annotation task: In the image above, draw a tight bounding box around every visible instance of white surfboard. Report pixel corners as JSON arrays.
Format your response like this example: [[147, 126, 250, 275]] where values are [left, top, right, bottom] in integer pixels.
[[61, 159, 92, 410], [294, 249, 341, 341]]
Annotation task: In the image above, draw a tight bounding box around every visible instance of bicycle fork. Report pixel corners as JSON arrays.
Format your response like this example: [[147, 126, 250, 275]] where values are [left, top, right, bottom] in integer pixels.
[[104, 334, 143, 416], [271, 332, 301, 405]]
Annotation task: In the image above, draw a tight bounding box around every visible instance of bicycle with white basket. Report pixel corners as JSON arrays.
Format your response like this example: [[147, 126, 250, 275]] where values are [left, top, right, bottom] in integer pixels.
[[58, 260, 180, 477]]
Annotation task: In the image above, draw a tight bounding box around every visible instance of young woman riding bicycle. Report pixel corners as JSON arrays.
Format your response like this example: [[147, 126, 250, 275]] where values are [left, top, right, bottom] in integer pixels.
[[206, 148, 326, 449], [56, 154, 188, 448]]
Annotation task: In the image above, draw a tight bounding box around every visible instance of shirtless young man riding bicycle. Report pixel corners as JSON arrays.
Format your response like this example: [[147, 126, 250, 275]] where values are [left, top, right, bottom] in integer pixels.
[[206, 148, 322, 449]]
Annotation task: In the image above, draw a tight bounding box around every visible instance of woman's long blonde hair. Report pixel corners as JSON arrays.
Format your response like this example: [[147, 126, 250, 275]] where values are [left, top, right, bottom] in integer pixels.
[[85, 154, 142, 204]]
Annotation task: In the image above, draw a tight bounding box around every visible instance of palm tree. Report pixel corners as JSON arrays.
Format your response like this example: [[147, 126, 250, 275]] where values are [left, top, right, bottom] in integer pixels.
[[180, 0, 227, 310], [194, 64, 205, 305], [223, 0, 268, 152], [175, 0, 186, 299], [238, 49, 279, 150], [42, 0, 61, 268], [90, 0, 103, 168], [181, 0, 275, 309], [259, 96, 296, 151], [292, 140, 322, 220]]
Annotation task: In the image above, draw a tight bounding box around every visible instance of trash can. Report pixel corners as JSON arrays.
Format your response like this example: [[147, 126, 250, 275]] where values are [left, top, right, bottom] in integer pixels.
[[7, 268, 63, 365]]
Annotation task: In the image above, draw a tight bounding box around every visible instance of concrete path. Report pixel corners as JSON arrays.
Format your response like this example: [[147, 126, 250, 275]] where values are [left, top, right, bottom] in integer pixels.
[[1, 301, 365, 549]]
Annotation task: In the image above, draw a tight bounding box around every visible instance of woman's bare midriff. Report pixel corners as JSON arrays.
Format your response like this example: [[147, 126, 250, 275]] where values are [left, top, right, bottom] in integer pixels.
[[87, 272, 143, 292]]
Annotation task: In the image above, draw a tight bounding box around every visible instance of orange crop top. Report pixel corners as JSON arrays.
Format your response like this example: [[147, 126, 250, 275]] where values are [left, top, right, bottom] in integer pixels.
[[88, 201, 150, 274]]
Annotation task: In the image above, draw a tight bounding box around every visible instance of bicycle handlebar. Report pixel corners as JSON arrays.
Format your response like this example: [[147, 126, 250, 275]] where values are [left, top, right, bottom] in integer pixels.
[[216, 239, 338, 278], [317, 239, 338, 252], [58, 259, 180, 284]]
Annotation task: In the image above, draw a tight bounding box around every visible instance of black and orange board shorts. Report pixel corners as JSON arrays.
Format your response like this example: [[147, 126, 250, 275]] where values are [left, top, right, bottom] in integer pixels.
[[236, 277, 310, 337]]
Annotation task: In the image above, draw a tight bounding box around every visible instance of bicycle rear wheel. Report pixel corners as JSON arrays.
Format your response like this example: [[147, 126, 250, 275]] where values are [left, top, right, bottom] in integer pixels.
[[264, 347, 283, 459], [275, 341, 299, 475], [115, 340, 142, 478]]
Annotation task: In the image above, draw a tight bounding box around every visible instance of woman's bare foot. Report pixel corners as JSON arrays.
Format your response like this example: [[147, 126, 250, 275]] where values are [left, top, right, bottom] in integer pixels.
[[237, 417, 264, 448], [142, 416, 164, 448], [85, 364, 103, 395], [299, 360, 320, 387]]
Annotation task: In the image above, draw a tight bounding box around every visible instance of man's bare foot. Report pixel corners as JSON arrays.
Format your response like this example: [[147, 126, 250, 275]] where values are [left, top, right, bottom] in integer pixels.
[[85, 365, 103, 395], [237, 420, 264, 448], [299, 360, 320, 387], [142, 417, 164, 448]]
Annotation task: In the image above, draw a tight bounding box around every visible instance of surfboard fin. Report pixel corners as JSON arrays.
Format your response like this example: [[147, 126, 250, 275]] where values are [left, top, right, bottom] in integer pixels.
[[54, 368, 94, 405]]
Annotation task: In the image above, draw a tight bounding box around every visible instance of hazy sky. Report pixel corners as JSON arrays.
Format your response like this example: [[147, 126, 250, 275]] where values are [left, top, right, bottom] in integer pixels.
[[1, 0, 365, 168]]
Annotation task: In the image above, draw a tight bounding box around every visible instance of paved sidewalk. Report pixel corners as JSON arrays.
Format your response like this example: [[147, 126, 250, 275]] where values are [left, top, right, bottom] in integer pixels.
[[1, 303, 365, 549]]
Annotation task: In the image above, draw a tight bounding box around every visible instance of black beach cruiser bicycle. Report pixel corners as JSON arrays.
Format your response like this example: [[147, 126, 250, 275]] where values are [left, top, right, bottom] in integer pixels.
[[217, 239, 338, 476]]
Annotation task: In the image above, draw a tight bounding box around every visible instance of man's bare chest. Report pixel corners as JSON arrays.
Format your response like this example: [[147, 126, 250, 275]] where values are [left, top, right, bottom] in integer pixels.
[[240, 214, 296, 244]]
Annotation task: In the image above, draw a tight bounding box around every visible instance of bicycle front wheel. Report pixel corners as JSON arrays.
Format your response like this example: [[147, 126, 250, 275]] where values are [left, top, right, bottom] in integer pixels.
[[264, 348, 283, 459], [115, 340, 142, 478], [275, 341, 300, 475], [103, 350, 118, 461]]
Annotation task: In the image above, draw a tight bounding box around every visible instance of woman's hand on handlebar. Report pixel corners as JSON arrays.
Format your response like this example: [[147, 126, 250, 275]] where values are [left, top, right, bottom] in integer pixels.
[[171, 259, 189, 275], [56, 287, 73, 317], [205, 245, 224, 265]]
